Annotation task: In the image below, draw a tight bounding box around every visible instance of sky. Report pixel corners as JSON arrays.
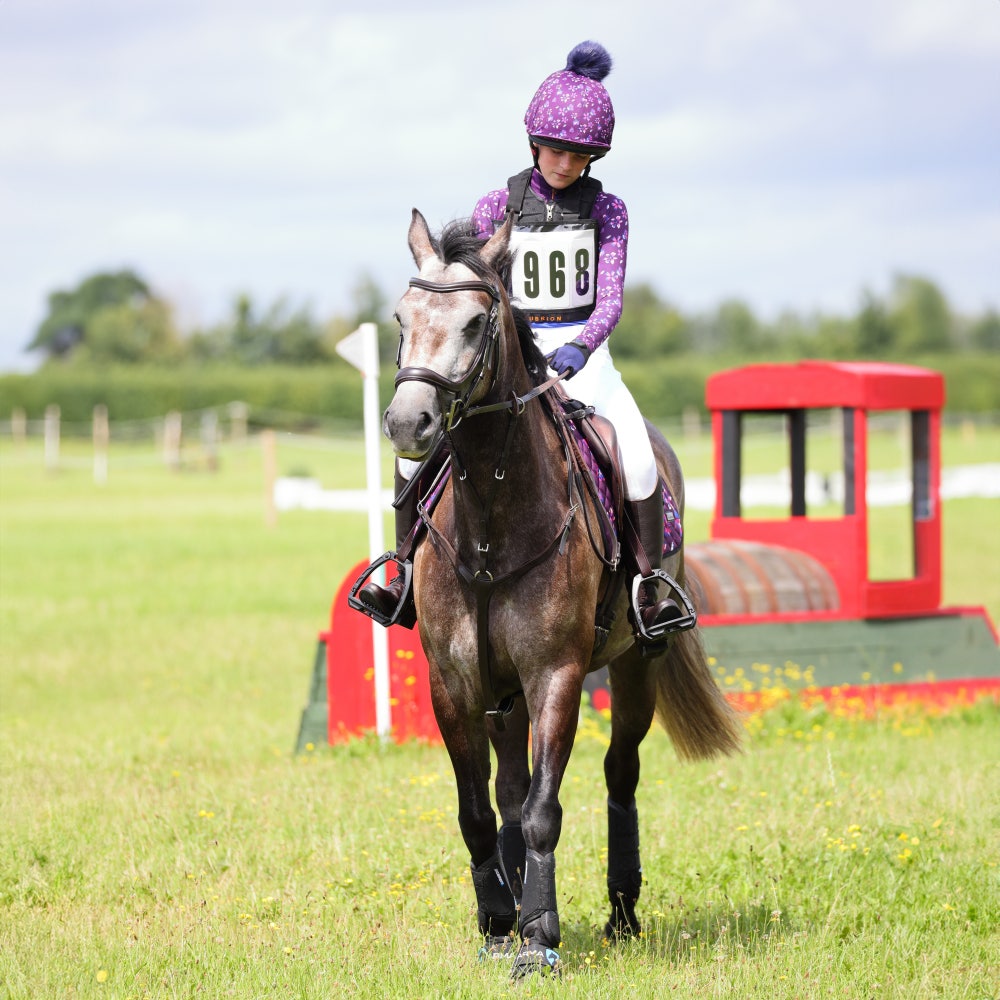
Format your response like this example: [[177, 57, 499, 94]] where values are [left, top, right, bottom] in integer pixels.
[[2, 0, 999, 373]]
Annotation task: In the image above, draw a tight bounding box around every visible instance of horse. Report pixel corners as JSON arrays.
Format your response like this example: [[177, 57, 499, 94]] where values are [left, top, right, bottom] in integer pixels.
[[380, 208, 743, 977]]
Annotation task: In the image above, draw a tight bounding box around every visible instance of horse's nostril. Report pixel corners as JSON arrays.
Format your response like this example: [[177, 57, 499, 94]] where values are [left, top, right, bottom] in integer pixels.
[[384, 384, 440, 457], [415, 411, 434, 440]]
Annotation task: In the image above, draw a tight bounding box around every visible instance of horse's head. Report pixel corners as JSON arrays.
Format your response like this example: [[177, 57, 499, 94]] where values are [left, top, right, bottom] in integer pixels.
[[383, 209, 514, 459]]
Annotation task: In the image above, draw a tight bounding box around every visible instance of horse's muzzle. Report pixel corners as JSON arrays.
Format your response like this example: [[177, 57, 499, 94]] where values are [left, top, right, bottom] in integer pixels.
[[383, 381, 441, 459]]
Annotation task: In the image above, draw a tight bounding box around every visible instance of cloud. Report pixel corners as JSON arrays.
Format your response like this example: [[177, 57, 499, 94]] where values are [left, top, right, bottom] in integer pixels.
[[1, 0, 998, 371]]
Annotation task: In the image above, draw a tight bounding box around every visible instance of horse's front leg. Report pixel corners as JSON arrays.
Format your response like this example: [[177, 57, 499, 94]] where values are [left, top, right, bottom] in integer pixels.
[[427, 656, 517, 951], [489, 696, 530, 906], [512, 665, 585, 977]]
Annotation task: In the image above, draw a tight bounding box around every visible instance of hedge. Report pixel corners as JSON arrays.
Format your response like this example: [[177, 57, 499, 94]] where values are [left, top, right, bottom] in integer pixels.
[[2, 354, 998, 432]]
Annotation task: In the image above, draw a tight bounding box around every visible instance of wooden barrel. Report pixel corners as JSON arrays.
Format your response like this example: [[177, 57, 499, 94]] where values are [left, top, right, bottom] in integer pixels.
[[685, 539, 839, 615]]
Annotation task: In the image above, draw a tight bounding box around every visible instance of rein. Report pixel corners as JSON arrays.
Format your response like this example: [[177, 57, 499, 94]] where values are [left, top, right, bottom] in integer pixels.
[[397, 275, 576, 728]]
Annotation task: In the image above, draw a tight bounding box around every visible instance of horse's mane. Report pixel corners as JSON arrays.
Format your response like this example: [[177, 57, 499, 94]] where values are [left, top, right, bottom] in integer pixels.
[[434, 219, 549, 386]]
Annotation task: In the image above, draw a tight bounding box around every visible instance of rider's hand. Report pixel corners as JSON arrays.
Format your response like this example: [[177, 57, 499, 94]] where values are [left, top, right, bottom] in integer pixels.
[[547, 342, 590, 377]]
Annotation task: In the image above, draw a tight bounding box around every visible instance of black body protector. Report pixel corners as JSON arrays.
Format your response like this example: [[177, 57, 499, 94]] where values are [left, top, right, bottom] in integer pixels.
[[503, 167, 602, 325]]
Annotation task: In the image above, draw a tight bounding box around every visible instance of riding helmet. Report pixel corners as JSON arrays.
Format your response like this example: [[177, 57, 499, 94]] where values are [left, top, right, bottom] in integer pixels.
[[523, 40, 615, 158]]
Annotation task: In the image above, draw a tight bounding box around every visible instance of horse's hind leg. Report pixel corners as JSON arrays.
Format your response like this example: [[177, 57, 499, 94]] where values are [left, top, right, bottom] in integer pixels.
[[603, 654, 657, 940]]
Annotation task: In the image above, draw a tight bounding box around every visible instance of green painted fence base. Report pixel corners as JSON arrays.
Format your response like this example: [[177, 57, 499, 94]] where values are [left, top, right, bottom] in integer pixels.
[[294, 636, 329, 754], [702, 609, 1000, 689], [298, 609, 999, 750]]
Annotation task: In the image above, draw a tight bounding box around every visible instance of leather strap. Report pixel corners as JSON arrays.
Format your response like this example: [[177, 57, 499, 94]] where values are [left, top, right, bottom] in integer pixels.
[[408, 277, 499, 301]]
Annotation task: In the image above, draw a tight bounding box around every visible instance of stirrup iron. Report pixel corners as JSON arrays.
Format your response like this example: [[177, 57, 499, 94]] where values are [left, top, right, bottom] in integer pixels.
[[348, 552, 416, 628], [629, 569, 697, 646]]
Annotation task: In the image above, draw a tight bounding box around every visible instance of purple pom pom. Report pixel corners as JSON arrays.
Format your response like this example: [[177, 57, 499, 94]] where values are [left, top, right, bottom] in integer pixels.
[[565, 41, 612, 82]]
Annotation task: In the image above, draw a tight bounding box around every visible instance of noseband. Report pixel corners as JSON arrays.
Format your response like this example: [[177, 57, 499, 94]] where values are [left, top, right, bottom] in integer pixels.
[[394, 277, 502, 431]]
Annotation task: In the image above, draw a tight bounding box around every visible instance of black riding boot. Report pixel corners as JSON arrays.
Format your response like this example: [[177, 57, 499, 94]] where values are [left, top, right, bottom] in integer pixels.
[[358, 466, 418, 626], [626, 489, 682, 639]]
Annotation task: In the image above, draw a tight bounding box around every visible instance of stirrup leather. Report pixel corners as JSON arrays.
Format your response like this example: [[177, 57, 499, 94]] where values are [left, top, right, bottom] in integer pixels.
[[629, 569, 697, 644], [348, 552, 416, 628]]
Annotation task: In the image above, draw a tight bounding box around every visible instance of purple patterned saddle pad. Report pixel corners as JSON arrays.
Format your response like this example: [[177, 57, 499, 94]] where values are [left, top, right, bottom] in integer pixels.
[[567, 422, 683, 558]]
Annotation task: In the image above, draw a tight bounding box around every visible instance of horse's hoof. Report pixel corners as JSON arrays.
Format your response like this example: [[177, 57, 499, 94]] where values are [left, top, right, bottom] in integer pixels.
[[603, 903, 642, 942], [478, 934, 517, 960], [603, 916, 641, 942], [510, 941, 561, 979]]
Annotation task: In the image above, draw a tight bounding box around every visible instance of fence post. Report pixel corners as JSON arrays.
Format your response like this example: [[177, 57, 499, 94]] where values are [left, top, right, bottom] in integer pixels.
[[93, 404, 109, 484], [11, 408, 26, 446], [682, 405, 701, 441], [163, 411, 182, 471], [44, 404, 60, 472], [228, 401, 249, 444], [201, 410, 219, 472], [262, 429, 277, 528]]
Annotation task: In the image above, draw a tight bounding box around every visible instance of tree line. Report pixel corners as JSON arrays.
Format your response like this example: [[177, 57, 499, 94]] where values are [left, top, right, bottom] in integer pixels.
[[27, 268, 1000, 369]]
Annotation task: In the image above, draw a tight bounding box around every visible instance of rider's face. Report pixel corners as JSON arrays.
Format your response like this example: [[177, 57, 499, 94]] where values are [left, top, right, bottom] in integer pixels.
[[534, 144, 591, 190]]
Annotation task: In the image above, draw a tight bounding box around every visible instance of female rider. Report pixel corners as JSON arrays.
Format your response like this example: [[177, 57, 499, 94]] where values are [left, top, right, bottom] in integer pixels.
[[360, 41, 676, 644]]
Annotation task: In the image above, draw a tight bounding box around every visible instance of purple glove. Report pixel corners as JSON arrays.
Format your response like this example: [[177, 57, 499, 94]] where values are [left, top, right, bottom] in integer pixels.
[[547, 343, 590, 377]]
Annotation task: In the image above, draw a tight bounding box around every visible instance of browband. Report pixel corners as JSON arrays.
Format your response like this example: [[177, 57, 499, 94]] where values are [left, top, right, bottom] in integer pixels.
[[408, 277, 500, 302]]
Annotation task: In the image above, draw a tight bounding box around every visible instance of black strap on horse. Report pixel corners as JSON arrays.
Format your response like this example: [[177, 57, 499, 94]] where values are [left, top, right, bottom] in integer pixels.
[[463, 370, 566, 420]]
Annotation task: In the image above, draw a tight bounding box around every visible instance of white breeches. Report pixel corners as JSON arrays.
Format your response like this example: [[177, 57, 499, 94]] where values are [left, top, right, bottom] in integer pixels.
[[533, 325, 658, 500], [399, 325, 658, 501]]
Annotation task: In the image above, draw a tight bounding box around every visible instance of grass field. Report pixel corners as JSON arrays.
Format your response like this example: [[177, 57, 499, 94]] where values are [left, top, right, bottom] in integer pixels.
[[1, 429, 998, 998]]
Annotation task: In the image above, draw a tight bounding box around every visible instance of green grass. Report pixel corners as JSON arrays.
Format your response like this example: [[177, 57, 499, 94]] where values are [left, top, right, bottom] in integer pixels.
[[1, 435, 999, 998]]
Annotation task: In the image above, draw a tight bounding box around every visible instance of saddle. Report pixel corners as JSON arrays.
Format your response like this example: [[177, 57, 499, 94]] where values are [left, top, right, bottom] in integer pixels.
[[544, 388, 696, 653], [545, 388, 623, 568]]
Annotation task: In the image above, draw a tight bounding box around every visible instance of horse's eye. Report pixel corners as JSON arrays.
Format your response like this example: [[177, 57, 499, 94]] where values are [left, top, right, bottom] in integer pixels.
[[464, 313, 487, 337]]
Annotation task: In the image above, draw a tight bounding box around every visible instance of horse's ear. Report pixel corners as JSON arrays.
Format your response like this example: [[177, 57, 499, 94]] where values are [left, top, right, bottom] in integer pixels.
[[479, 213, 512, 273], [408, 209, 436, 269]]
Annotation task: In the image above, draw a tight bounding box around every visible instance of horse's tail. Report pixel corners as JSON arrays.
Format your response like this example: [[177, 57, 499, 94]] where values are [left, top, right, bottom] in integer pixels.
[[652, 562, 744, 761]]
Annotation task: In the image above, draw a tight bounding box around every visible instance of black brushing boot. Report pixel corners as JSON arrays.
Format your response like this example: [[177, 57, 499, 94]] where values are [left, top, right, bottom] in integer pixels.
[[604, 798, 642, 939], [471, 853, 518, 957], [498, 822, 526, 904], [511, 850, 561, 978]]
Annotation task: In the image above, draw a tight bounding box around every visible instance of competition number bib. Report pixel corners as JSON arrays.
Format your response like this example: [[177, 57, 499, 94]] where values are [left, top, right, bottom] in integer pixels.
[[508, 223, 598, 321]]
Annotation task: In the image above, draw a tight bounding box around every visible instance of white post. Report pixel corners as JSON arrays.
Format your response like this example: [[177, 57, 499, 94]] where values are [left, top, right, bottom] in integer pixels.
[[93, 404, 109, 484], [163, 411, 182, 471], [11, 408, 26, 446], [261, 429, 277, 528], [201, 410, 219, 472], [336, 323, 391, 738], [44, 404, 60, 472], [228, 401, 249, 443]]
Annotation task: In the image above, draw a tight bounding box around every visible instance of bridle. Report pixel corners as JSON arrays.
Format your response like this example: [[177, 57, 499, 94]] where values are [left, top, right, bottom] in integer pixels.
[[394, 276, 565, 430], [394, 277, 503, 431]]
